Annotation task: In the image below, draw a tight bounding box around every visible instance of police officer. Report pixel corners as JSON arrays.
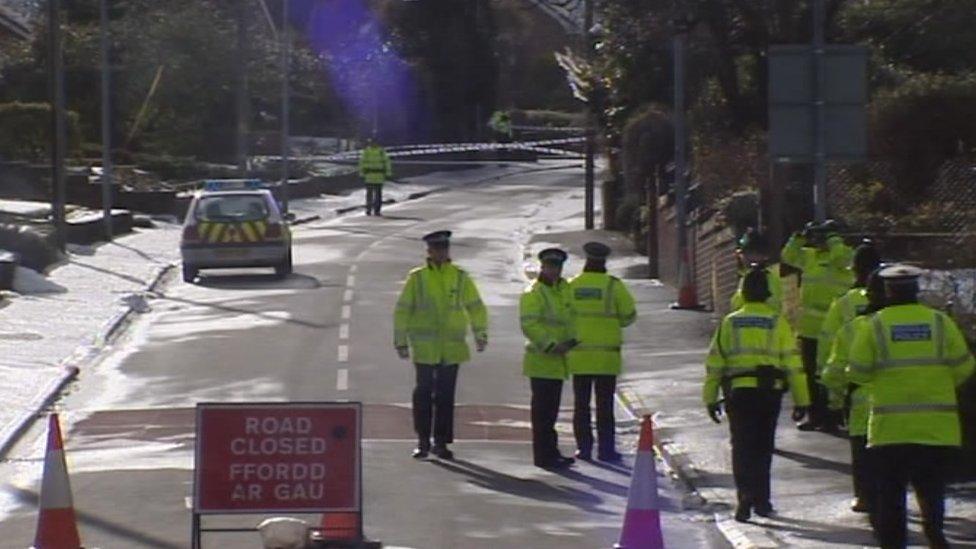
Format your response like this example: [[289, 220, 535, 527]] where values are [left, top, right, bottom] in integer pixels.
[[822, 265, 887, 514], [730, 228, 783, 313], [567, 242, 637, 462], [704, 265, 810, 522], [849, 265, 974, 548], [358, 137, 392, 216], [520, 248, 577, 469], [781, 220, 854, 430], [394, 230, 489, 460], [816, 241, 881, 432]]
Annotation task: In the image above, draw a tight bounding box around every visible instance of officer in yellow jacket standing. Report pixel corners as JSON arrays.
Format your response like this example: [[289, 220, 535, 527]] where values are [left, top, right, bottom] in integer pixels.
[[849, 265, 974, 548], [781, 220, 854, 430], [704, 266, 810, 522], [358, 137, 392, 216], [520, 248, 578, 469], [567, 242, 637, 462], [394, 230, 489, 460]]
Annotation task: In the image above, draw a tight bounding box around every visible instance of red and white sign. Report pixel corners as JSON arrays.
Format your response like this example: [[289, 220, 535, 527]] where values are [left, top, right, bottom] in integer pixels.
[[194, 402, 360, 514]]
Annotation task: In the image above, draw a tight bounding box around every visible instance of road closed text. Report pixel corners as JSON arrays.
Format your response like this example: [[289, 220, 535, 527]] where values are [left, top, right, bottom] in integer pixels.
[[230, 416, 328, 456]]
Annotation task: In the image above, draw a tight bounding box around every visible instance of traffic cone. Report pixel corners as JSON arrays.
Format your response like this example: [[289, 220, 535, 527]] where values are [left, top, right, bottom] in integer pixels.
[[671, 248, 702, 310], [615, 415, 664, 549], [33, 414, 81, 549]]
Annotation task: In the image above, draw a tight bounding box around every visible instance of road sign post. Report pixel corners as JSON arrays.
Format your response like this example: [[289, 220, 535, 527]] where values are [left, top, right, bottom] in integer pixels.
[[192, 402, 371, 548]]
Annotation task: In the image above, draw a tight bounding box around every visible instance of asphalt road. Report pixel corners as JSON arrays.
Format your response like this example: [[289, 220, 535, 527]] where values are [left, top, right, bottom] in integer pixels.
[[0, 164, 725, 548]]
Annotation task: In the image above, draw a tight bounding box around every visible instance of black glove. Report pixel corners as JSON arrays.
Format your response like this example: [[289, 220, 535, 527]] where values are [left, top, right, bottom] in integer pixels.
[[707, 403, 723, 424], [791, 406, 809, 422]]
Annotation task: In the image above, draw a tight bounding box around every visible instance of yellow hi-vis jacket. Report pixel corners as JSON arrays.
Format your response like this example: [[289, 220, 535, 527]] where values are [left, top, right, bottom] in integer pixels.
[[822, 315, 872, 436], [520, 278, 577, 380], [566, 272, 637, 376], [817, 287, 869, 374], [730, 264, 784, 313], [781, 234, 854, 338], [394, 262, 488, 365], [358, 145, 392, 185], [849, 303, 975, 447], [703, 302, 810, 406]]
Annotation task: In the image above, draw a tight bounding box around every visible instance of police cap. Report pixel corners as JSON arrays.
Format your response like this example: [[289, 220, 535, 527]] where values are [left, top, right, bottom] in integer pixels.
[[422, 230, 452, 247], [742, 263, 771, 302], [737, 228, 768, 253], [853, 241, 881, 275], [583, 241, 611, 260], [878, 264, 924, 281], [538, 248, 568, 264]]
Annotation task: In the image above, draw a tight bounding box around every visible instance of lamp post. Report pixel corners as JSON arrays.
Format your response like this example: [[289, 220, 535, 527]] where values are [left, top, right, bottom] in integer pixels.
[[48, 0, 66, 251], [280, 0, 290, 214], [673, 15, 690, 286], [99, 0, 113, 240], [583, 0, 595, 230]]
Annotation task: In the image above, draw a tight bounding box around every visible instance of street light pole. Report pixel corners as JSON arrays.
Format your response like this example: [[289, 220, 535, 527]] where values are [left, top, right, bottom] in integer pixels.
[[99, 0, 113, 240], [813, 0, 827, 222], [280, 0, 290, 214], [583, 0, 595, 230], [673, 16, 689, 284], [236, 0, 250, 176], [48, 0, 66, 251]]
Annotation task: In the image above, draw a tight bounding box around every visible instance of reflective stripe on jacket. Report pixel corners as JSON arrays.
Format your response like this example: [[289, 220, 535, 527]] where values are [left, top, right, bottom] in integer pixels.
[[780, 234, 854, 338], [848, 304, 975, 447], [822, 315, 872, 436], [393, 262, 488, 365], [520, 278, 576, 380], [358, 145, 392, 184], [817, 288, 868, 374], [730, 264, 784, 313], [703, 302, 810, 406], [566, 272, 637, 375]]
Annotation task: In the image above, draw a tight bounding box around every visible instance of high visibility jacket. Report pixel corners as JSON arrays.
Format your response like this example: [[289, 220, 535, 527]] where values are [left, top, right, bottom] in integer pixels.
[[358, 145, 392, 185], [849, 303, 975, 447], [703, 302, 810, 406], [394, 262, 488, 365], [520, 278, 577, 380], [566, 272, 637, 375], [781, 234, 854, 338], [730, 264, 784, 313], [822, 315, 872, 436], [817, 287, 868, 374]]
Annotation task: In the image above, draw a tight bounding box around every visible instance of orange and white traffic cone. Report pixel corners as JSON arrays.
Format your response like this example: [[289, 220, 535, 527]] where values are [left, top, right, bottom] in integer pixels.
[[33, 413, 81, 549], [671, 248, 702, 310], [615, 415, 665, 549]]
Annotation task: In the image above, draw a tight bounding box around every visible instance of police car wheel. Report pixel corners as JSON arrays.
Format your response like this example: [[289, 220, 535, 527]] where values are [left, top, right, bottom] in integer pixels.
[[182, 264, 198, 283], [274, 252, 293, 278]]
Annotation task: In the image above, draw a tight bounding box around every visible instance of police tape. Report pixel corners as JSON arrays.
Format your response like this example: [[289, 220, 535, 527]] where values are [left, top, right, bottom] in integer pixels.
[[295, 137, 588, 162]]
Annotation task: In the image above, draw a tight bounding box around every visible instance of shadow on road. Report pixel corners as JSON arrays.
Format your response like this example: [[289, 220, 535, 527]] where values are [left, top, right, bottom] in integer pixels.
[[150, 290, 333, 330], [428, 458, 614, 515], [760, 513, 877, 545], [773, 448, 852, 475], [5, 486, 183, 549], [194, 272, 330, 291]]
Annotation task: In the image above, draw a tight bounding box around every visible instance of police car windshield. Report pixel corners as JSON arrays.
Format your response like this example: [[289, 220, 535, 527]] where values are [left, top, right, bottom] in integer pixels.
[[195, 195, 269, 222]]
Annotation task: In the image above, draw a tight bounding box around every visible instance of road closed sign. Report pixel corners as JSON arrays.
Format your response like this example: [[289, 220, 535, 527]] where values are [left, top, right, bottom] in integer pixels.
[[194, 402, 361, 514]]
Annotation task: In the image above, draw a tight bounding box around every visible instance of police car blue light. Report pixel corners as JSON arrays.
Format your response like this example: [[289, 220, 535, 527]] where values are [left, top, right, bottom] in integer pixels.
[[203, 179, 266, 192]]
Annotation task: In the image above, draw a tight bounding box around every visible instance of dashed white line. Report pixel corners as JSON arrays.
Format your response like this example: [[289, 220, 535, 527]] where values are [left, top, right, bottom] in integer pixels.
[[346, 275, 356, 287], [349, 265, 358, 274], [343, 289, 354, 303], [337, 368, 349, 391], [341, 305, 351, 320], [338, 345, 349, 363], [339, 323, 350, 340]]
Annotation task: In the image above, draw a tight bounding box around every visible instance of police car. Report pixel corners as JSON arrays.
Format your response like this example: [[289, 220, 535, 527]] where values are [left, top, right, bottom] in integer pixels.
[[180, 179, 293, 282]]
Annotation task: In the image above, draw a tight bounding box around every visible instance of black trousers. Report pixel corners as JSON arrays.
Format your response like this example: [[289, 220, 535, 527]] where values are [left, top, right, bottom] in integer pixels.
[[530, 378, 564, 466], [572, 375, 617, 455], [365, 184, 383, 214], [850, 435, 876, 506], [798, 336, 827, 424], [872, 444, 951, 549], [412, 363, 459, 446], [726, 388, 782, 508]]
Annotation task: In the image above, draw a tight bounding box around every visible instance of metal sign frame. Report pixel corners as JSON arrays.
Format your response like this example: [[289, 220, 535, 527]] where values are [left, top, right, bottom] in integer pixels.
[[191, 401, 363, 549]]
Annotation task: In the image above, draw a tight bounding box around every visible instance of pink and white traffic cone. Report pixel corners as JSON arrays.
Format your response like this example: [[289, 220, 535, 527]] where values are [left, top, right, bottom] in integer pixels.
[[33, 414, 81, 549], [615, 415, 665, 549]]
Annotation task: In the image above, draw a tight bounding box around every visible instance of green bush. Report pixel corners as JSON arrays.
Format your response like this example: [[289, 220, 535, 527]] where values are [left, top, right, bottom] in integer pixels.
[[718, 190, 759, 237], [0, 102, 81, 162]]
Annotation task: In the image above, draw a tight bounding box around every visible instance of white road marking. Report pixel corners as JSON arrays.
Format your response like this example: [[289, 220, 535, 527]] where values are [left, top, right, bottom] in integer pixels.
[[341, 305, 351, 320], [346, 275, 356, 287], [339, 323, 350, 340], [337, 368, 349, 391], [338, 345, 349, 363], [343, 289, 354, 303], [349, 265, 358, 274]]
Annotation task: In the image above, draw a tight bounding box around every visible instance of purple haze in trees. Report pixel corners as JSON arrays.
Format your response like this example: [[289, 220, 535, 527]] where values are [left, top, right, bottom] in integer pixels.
[[296, 0, 426, 141]]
